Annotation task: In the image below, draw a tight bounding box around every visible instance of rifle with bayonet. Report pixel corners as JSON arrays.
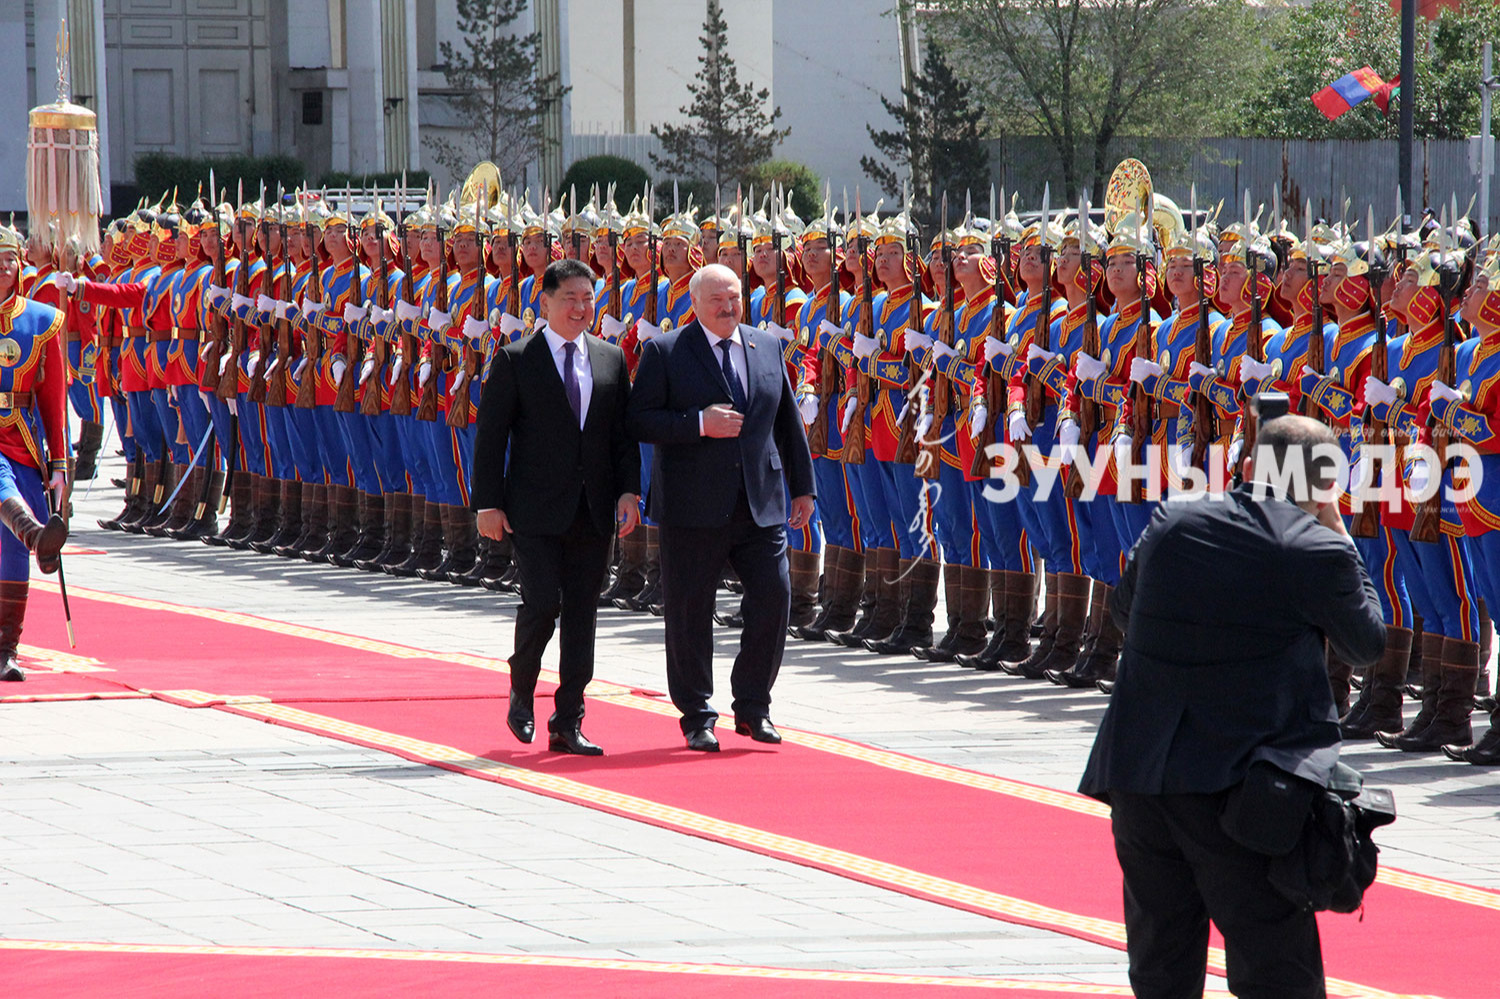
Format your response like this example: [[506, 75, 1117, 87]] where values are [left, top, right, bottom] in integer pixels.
[[1123, 206, 1154, 503], [919, 193, 954, 481], [806, 188, 838, 456], [970, 186, 1011, 478], [361, 195, 392, 418], [416, 184, 446, 423], [247, 190, 273, 404], [295, 193, 323, 410], [389, 179, 415, 417], [267, 186, 293, 408], [1189, 187, 1217, 469], [841, 190, 871, 465], [1302, 200, 1326, 422], [1351, 205, 1391, 539], [333, 196, 364, 414], [201, 172, 229, 394], [216, 187, 251, 404], [1410, 202, 1462, 543], [894, 219, 924, 465], [446, 194, 485, 431], [1238, 193, 1266, 482]]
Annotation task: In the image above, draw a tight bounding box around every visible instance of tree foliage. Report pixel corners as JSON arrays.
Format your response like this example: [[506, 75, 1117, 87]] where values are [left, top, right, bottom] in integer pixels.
[[923, 0, 1259, 201], [1236, 0, 1500, 140], [561, 155, 651, 208], [650, 0, 790, 197], [861, 44, 990, 229], [742, 160, 824, 223], [430, 0, 568, 184]]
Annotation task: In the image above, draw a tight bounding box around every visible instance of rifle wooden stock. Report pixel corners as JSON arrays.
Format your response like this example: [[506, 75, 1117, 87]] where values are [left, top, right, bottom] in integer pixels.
[[840, 256, 873, 466], [1351, 294, 1389, 538], [1123, 264, 1153, 504], [294, 226, 322, 411], [1066, 277, 1102, 502], [1409, 302, 1456, 543], [388, 233, 414, 417], [216, 235, 251, 403], [200, 235, 229, 392], [1302, 266, 1326, 421], [920, 256, 956, 481], [266, 248, 291, 407], [806, 285, 836, 456], [360, 234, 393, 418], [416, 247, 447, 423], [893, 258, 922, 465], [332, 252, 363, 414], [445, 270, 483, 431], [247, 233, 273, 404], [1238, 266, 1266, 483], [969, 242, 1009, 479], [1189, 264, 1217, 469]]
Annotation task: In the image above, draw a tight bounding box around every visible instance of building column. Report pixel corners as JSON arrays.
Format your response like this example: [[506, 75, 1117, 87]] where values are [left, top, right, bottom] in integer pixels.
[[343, 0, 385, 175]]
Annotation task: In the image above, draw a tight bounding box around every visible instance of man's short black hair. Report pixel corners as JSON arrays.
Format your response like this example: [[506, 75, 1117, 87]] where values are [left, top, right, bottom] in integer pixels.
[[542, 258, 594, 294]]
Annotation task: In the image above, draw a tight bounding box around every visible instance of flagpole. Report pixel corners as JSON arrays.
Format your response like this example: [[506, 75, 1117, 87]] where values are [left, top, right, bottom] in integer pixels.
[[1481, 41, 1495, 240], [1398, 0, 1415, 223]]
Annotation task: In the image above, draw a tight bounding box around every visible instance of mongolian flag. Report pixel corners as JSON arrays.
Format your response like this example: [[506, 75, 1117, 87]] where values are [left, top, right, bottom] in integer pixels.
[[1373, 74, 1402, 116], [1311, 66, 1388, 120]]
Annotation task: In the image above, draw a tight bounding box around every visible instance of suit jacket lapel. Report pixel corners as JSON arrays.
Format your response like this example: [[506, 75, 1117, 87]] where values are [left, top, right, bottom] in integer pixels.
[[740, 324, 762, 412], [530, 331, 579, 435], [580, 334, 609, 433], [684, 322, 734, 404]]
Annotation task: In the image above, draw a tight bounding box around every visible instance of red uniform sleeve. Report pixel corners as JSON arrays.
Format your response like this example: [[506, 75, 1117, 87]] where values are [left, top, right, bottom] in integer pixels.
[[39, 327, 68, 468], [77, 280, 149, 310]]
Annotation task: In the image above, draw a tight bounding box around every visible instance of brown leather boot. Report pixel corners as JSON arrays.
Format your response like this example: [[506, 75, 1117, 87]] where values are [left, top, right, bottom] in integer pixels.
[[0, 580, 30, 681], [275, 483, 323, 557], [1051, 582, 1122, 687], [251, 478, 303, 553], [1377, 631, 1447, 750], [601, 527, 646, 605], [168, 467, 224, 541], [1478, 601, 1493, 704], [356, 492, 411, 571], [441, 507, 479, 581], [1390, 637, 1478, 751], [914, 562, 963, 661], [1342, 625, 1413, 738], [1003, 572, 1058, 674], [1326, 643, 1355, 717], [203, 471, 253, 546], [793, 545, 861, 640], [827, 547, 893, 646], [617, 525, 661, 611], [98, 454, 147, 531], [122, 459, 172, 534], [237, 475, 284, 550], [0, 498, 67, 574], [917, 564, 988, 661], [220, 472, 264, 547], [306, 484, 358, 561], [1404, 615, 1425, 698], [787, 549, 822, 631], [333, 492, 386, 567], [866, 557, 940, 655], [72, 420, 105, 483], [390, 497, 444, 576], [1024, 572, 1090, 679]]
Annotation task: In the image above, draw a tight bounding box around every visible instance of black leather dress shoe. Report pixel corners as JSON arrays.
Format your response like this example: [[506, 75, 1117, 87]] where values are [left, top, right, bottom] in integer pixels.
[[734, 717, 781, 744], [506, 702, 535, 744], [0, 662, 24, 682], [548, 727, 603, 756], [713, 609, 744, 628], [684, 728, 720, 752]]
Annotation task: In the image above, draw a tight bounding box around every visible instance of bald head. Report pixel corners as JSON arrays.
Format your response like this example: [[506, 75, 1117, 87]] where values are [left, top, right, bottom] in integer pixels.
[[1252, 413, 1342, 511], [690, 263, 742, 337]]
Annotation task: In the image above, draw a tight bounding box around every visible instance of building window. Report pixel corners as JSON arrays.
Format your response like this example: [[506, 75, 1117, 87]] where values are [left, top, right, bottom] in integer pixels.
[[416, 0, 437, 71], [302, 91, 324, 126]]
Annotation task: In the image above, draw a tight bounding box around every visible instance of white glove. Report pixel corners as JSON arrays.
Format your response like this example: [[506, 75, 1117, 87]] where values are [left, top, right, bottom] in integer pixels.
[[274, 300, 297, 321], [636, 320, 665, 343], [369, 305, 393, 327], [1190, 361, 1216, 381], [817, 319, 843, 345], [462, 315, 489, 341], [1113, 434, 1134, 472], [56, 272, 77, 293], [903, 330, 934, 354], [427, 307, 452, 333], [390, 358, 405, 385], [226, 397, 238, 418], [765, 321, 795, 343], [929, 340, 957, 361], [841, 396, 859, 433], [1075, 351, 1106, 382], [218, 352, 234, 377], [256, 294, 277, 316], [301, 300, 325, 321], [1057, 418, 1081, 450], [293, 357, 309, 381], [1429, 380, 1462, 405], [206, 285, 229, 306], [1227, 438, 1243, 470], [970, 404, 989, 441], [395, 300, 423, 324], [418, 361, 432, 388], [246, 354, 260, 379], [1238, 357, 1275, 383], [1129, 357, 1163, 385], [1408, 457, 1430, 494], [852, 332, 878, 358], [332, 358, 346, 386], [983, 337, 1012, 363], [500, 312, 528, 339], [915, 413, 933, 440], [231, 292, 255, 314], [359, 357, 376, 385], [798, 394, 819, 424], [450, 370, 467, 394], [600, 313, 629, 343], [1009, 410, 1030, 442], [1363, 376, 1398, 408], [342, 302, 368, 324], [1025, 342, 1056, 365]]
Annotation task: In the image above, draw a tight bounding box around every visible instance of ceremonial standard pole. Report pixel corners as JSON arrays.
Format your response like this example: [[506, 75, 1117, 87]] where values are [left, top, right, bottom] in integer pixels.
[[1398, 0, 1416, 222]]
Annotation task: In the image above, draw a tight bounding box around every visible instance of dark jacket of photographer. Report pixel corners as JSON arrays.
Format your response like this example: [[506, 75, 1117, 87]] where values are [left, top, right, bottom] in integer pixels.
[[1080, 485, 1385, 802]]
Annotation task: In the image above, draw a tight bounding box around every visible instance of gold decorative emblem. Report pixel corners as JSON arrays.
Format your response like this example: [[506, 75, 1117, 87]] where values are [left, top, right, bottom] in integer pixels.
[[1270, 357, 1283, 379], [1159, 348, 1171, 366], [843, 323, 853, 335], [522, 307, 535, 324], [0, 338, 21, 367], [1391, 377, 1407, 398], [660, 318, 673, 332], [1101, 348, 1112, 370], [623, 313, 635, 326], [1460, 379, 1473, 400]]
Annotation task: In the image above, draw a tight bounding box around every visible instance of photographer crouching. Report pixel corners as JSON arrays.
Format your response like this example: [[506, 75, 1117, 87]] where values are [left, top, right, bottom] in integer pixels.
[[1081, 403, 1387, 999]]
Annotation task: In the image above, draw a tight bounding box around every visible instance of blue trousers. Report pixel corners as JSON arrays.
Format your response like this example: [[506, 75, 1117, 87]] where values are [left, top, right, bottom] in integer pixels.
[[1077, 495, 1122, 586], [930, 462, 977, 567], [1389, 529, 1477, 641], [369, 412, 408, 493], [150, 387, 188, 465], [973, 478, 1029, 572], [1353, 525, 1410, 627], [263, 405, 297, 480], [236, 396, 270, 478], [0, 457, 45, 582], [333, 409, 381, 494], [421, 419, 466, 505], [66, 339, 101, 423], [848, 459, 895, 549], [394, 414, 435, 496], [171, 385, 213, 469], [812, 455, 859, 550], [878, 461, 935, 560]]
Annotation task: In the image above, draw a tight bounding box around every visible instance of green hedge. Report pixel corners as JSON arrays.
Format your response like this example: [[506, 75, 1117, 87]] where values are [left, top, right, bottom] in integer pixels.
[[742, 160, 822, 222], [317, 169, 431, 190], [561, 155, 652, 209], [134, 153, 306, 204]]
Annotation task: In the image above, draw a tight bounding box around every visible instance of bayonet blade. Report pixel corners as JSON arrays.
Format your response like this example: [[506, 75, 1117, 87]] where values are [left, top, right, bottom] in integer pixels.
[[1040, 182, 1050, 239]]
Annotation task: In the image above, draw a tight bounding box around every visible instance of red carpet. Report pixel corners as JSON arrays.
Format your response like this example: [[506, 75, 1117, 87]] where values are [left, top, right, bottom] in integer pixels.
[[0, 941, 1153, 998], [18, 584, 1500, 999]]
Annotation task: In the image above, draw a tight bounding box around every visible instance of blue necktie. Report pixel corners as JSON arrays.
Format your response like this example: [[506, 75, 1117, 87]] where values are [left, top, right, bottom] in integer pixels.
[[562, 340, 582, 426], [718, 339, 747, 411]]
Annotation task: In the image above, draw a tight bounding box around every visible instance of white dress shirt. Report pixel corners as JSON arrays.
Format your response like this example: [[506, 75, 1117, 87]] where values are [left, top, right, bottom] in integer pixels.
[[545, 326, 593, 429], [700, 326, 747, 434]]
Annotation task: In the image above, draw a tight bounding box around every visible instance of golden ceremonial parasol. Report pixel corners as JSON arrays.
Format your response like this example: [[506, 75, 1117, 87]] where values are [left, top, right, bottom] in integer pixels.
[[27, 18, 102, 253]]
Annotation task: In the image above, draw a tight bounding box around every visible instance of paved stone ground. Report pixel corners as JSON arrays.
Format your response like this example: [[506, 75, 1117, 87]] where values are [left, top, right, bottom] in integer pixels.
[[2, 450, 1497, 988]]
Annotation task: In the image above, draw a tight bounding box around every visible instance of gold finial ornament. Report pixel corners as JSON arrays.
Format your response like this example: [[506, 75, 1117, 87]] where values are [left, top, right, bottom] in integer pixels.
[[27, 17, 103, 254]]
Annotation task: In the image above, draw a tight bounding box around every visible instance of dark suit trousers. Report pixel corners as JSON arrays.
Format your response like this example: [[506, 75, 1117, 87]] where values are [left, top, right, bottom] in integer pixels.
[[509, 496, 612, 731], [1109, 791, 1326, 999], [660, 493, 789, 733]]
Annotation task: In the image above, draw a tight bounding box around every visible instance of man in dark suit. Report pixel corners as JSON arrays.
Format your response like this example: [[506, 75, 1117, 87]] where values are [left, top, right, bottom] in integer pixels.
[[1080, 414, 1385, 999], [626, 263, 816, 751], [471, 259, 641, 755]]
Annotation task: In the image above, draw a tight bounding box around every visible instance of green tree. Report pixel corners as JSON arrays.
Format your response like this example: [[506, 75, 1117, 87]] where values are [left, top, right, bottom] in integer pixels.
[[861, 43, 989, 228], [742, 160, 823, 222], [430, 0, 569, 184], [561, 155, 651, 207], [1238, 0, 1500, 140], [923, 0, 1260, 202], [650, 0, 790, 197]]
